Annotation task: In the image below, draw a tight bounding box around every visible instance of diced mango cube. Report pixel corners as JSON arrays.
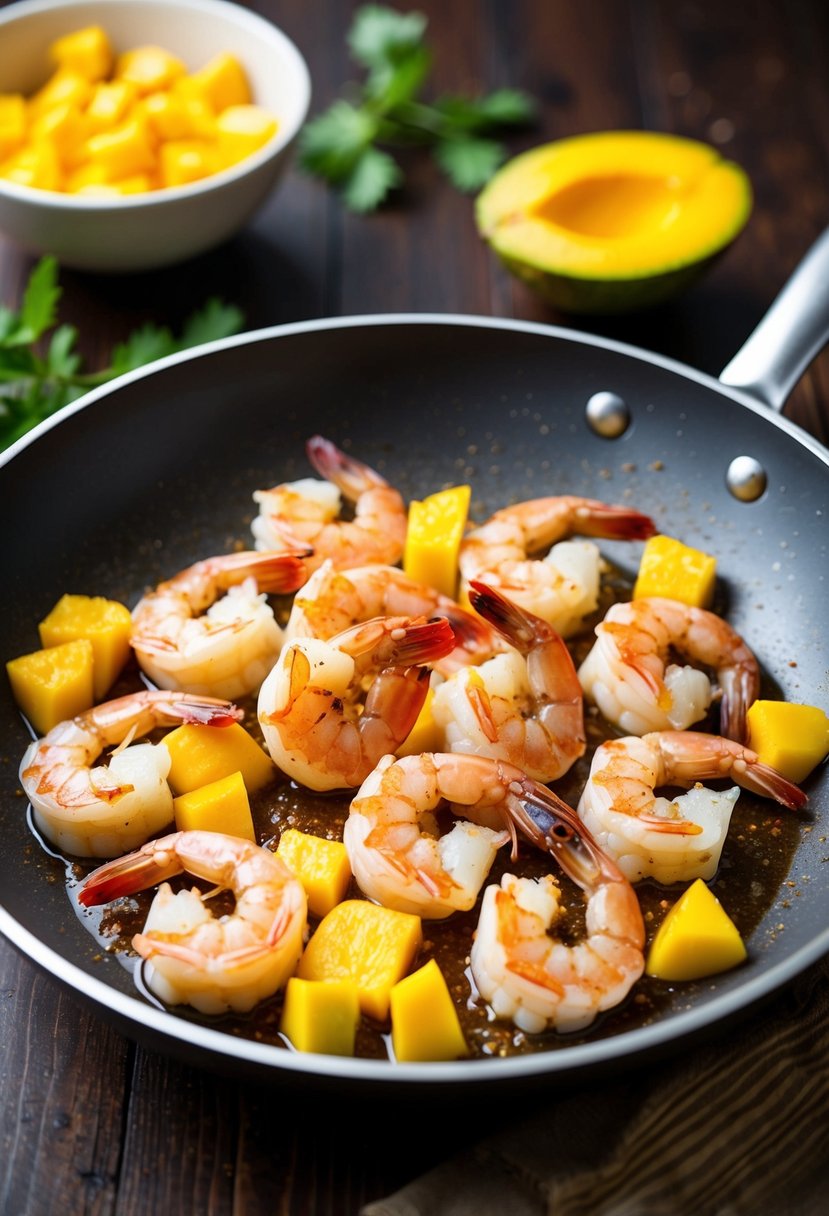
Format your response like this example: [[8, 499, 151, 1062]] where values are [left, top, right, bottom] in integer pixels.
[[280, 977, 360, 1056], [38, 594, 132, 700], [0, 94, 26, 160], [276, 828, 352, 919], [746, 700, 829, 784], [214, 104, 278, 169], [28, 69, 93, 117], [158, 139, 218, 188], [50, 25, 113, 82], [178, 53, 251, 114], [390, 959, 468, 1062], [298, 900, 422, 1021], [64, 161, 112, 191], [71, 174, 154, 197], [173, 770, 256, 841], [84, 116, 156, 178], [115, 46, 187, 95], [164, 721, 275, 795], [395, 686, 442, 757], [86, 81, 137, 133], [6, 639, 94, 735], [633, 534, 717, 607], [403, 485, 471, 598], [0, 140, 62, 191], [29, 101, 89, 167], [141, 91, 215, 142], [646, 878, 747, 981]]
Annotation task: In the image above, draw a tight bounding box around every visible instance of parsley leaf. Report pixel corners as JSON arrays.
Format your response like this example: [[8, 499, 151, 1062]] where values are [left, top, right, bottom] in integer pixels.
[[299, 4, 536, 211], [0, 257, 243, 453]]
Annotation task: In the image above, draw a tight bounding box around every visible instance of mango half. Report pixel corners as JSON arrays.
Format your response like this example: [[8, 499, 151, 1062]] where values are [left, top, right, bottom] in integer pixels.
[[475, 131, 752, 314]]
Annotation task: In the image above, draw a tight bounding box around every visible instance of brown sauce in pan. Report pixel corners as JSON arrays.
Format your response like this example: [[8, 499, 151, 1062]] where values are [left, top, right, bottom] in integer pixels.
[[55, 565, 805, 1063]]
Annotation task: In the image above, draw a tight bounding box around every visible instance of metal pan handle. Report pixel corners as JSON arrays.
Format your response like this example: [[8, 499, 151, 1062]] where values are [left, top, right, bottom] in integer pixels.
[[719, 228, 829, 412]]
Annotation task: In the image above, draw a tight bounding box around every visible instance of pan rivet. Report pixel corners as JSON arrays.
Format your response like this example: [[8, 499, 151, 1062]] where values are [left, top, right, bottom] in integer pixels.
[[586, 391, 630, 438], [726, 455, 767, 502]]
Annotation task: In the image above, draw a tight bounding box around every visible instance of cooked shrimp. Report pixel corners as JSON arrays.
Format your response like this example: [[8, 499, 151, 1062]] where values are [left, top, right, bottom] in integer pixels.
[[131, 550, 309, 700], [432, 581, 585, 782], [470, 790, 645, 1034], [77, 831, 306, 1015], [258, 615, 455, 791], [345, 751, 576, 919], [577, 730, 807, 884], [285, 559, 505, 675], [20, 690, 242, 858], [578, 596, 760, 742], [459, 495, 655, 637], [252, 436, 407, 574]]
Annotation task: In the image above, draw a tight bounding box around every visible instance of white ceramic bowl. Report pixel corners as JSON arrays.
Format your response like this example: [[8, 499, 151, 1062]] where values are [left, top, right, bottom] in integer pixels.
[[0, 0, 311, 271]]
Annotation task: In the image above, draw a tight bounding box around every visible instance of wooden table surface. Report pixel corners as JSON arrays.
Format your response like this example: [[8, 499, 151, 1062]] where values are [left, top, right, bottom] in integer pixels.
[[2, 2, 828, 1213]]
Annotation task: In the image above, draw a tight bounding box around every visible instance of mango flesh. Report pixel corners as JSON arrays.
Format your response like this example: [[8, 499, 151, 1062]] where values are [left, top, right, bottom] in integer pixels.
[[745, 700, 829, 784], [646, 878, 747, 981], [476, 131, 752, 314], [403, 484, 471, 599], [390, 959, 468, 1062], [164, 721, 275, 795], [173, 770, 256, 841], [6, 639, 94, 735], [633, 534, 717, 608], [38, 593, 132, 700], [276, 828, 352, 919], [280, 977, 360, 1057]]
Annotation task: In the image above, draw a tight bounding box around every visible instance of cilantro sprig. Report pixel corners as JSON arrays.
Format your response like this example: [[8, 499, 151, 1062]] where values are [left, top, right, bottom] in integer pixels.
[[0, 257, 243, 453], [299, 5, 536, 212]]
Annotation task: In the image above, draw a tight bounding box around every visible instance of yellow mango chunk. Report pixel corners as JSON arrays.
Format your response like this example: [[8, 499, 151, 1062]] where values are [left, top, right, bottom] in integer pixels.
[[276, 828, 352, 919], [746, 700, 829, 784], [84, 116, 156, 178], [298, 900, 422, 1021], [28, 69, 93, 117], [50, 25, 113, 83], [86, 81, 137, 133], [403, 485, 471, 598], [0, 94, 26, 160], [214, 105, 278, 169], [395, 686, 442, 757], [115, 46, 187, 96], [178, 53, 251, 114], [173, 770, 255, 841], [71, 174, 154, 197], [141, 91, 215, 142], [633, 534, 717, 607], [38, 594, 132, 700], [390, 959, 468, 1062], [280, 977, 360, 1057], [64, 161, 111, 191], [158, 139, 218, 188], [0, 140, 62, 191], [29, 102, 90, 167], [646, 878, 747, 981], [164, 721, 275, 795], [6, 639, 94, 735]]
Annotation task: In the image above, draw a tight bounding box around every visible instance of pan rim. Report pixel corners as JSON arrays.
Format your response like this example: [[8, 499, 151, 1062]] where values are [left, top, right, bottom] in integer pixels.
[[1, 311, 827, 1086]]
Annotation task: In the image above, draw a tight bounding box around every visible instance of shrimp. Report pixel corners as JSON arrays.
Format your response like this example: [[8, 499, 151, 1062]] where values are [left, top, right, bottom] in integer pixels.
[[459, 495, 655, 637], [344, 751, 573, 919], [284, 559, 505, 675], [131, 550, 309, 700], [251, 436, 407, 574], [258, 615, 456, 791], [470, 787, 645, 1034], [77, 831, 306, 1015], [432, 581, 586, 782], [577, 596, 761, 742], [19, 690, 242, 858], [577, 730, 807, 884]]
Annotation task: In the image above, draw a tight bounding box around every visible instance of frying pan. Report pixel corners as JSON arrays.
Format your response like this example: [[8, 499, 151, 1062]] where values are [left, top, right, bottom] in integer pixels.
[[2, 231, 829, 1093]]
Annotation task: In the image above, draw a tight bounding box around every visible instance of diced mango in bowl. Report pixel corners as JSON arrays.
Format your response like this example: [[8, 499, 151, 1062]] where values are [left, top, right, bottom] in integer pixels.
[[38, 593, 132, 700], [633, 534, 717, 607], [645, 878, 747, 981], [746, 700, 829, 784], [0, 25, 278, 196], [173, 770, 256, 841], [6, 638, 94, 735]]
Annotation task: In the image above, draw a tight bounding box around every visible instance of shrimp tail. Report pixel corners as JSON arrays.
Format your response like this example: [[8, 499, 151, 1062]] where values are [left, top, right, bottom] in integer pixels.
[[244, 551, 313, 595], [731, 757, 808, 810], [468, 580, 538, 650], [77, 832, 185, 906], [576, 503, 656, 542], [168, 696, 244, 728], [306, 435, 388, 498], [385, 616, 456, 666]]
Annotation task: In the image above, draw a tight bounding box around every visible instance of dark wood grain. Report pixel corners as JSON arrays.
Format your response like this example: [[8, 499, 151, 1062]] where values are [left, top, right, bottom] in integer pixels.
[[2, 2, 828, 1213]]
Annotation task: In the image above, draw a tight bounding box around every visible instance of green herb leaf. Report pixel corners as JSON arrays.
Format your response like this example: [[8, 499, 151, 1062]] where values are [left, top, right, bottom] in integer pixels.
[[15, 255, 61, 345], [176, 298, 245, 350], [299, 100, 379, 183], [434, 135, 505, 192], [341, 145, 402, 212], [110, 324, 176, 375], [434, 89, 537, 132], [348, 5, 428, 69], [46, 324, 81, 378]]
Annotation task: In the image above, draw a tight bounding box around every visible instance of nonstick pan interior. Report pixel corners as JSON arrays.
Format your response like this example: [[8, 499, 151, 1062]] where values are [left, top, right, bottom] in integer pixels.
[[1, 315, 827, 1089]]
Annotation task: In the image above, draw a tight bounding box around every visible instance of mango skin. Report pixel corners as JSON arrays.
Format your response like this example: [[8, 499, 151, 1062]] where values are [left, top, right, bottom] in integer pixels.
[[646, 878, 747, 982]]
